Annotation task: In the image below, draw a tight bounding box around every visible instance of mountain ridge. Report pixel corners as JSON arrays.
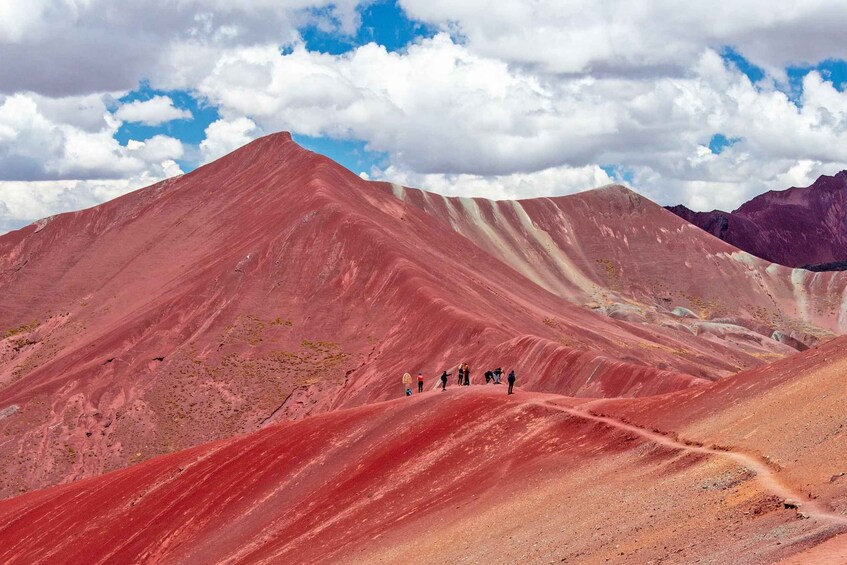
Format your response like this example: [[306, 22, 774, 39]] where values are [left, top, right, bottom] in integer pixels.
[[667, 171, 847, 269], [1, 131, 846, 498], [3, 333, 847, 563]]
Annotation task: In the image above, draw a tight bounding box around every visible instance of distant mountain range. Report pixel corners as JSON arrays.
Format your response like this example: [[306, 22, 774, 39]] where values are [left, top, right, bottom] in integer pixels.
[[667, 171, 847, 270]]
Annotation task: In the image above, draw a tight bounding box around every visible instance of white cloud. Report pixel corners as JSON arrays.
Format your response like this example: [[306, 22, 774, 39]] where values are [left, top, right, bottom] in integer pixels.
[[4, 0, 847, 231], [0, 161, 183, 232], [161, 159, 184, 178], [126, 135, 186, 162], [188, 36, 847, 210], [5, 1, 846, 98], [0, 0, 365, 96], [398, 0, 847, 78], [200, 116, 261, 162], [0, 93, 185, 181], [375, 163, 613, 201], [626, 158, 838, 213], [195, 36, 608, 175], [114, 95, 192, 125], [0, 91, 185, 231], [0, 0, 51, 43]]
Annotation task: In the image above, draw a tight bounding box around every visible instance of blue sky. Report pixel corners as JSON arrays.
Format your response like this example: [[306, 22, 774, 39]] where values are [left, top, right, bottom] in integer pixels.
[[300, 0, 436, 55], [723, 46, 847, 102]]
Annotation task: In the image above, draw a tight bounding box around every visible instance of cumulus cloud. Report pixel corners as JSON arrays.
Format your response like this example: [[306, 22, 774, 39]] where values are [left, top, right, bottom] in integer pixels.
[[195, 36, 611, 175], [6, 1, 847, 97], [375, 163, 613, 201], [188, 35, 847, 210], [0, 93, 185, 181], [398, 0, 847, 78], [0, 91, 185, 229], [0, 0, 364, 96], [0, 162, 183, 232], [200, 117, 261, 162], [114, 96, 192, 125]]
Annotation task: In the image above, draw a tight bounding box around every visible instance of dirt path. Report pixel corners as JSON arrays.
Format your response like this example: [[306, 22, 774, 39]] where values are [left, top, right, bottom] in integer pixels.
[[532, 397, 847, 527]]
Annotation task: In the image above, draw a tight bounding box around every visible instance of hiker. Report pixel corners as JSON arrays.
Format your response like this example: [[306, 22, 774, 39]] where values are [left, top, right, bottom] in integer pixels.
[[484, 370, 492, 384], [403, 372, 413, 396], [440, 370, 450, 391], [417, 371, 424, 393], [494, 367, 503, 384], [507, 370, 516, 395], [457, 363, 464, 386], [463, 364, 470, 386]]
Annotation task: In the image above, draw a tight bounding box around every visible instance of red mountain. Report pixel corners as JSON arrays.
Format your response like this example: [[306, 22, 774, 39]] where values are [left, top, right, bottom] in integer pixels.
[[668, 171, 847, 269], [1, 132, 846, 501]]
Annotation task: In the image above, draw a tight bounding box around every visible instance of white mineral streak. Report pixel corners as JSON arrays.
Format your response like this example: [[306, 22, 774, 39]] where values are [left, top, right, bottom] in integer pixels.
[[455, 197, 549, 290], [726, 250, 762, 268], [509, 200, 595, 295], [790, 268, 809, 319], [839, 283, 847, 331]]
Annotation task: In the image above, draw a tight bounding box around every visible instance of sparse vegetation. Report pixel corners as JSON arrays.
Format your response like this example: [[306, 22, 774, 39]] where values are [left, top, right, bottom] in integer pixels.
[[595, 258, 621, 289], [3, 320, 39, 339]]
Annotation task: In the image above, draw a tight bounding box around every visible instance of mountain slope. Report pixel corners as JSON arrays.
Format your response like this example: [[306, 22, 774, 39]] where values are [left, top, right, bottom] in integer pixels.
[[0, 134, 700, 497], [594, 327, 847, 514], [2, 338, 847, 563], [0, 132, 845, 499], [668, 171, 847, 269], [385, 181, 847, 340]]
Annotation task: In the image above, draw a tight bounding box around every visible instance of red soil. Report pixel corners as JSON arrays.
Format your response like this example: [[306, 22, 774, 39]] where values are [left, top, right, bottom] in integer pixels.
[[586, 333, 847, 562], [0, 132, 845, 504], [1, 133, 846, 562], [1, 383, 844, 563]]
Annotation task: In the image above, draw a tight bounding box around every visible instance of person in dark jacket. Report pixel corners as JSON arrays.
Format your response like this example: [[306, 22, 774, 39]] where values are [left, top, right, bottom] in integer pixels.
[[440, 371, 450, 391], [494, 367, 503, 384], [403, 372, 413, 396], [457, 364, 464, 385], [507, 370, 516, 394], [484, 370, 492, 384]]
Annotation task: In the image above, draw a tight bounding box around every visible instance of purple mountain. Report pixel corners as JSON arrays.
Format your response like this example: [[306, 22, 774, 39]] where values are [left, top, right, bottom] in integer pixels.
[[667, 171, 847, 270]]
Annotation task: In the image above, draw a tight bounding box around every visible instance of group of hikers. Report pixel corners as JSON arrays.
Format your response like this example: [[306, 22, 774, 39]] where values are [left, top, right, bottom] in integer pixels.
[[402, 364, 517, 397]]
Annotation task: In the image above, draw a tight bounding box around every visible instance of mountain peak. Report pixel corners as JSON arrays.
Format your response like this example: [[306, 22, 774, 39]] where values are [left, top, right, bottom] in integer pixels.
[[234, 130, 296, 155], [562, 183, 663, 216], [810, 169, 847, 188], [582, 183, 635, 195]]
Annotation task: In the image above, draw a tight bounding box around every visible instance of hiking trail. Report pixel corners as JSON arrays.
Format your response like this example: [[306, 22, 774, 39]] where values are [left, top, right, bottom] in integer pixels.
[[533, 398, 847, 527]]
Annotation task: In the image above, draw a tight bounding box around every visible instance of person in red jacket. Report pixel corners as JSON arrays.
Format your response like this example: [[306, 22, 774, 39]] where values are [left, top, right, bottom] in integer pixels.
[[417, 371, 424, 393]]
